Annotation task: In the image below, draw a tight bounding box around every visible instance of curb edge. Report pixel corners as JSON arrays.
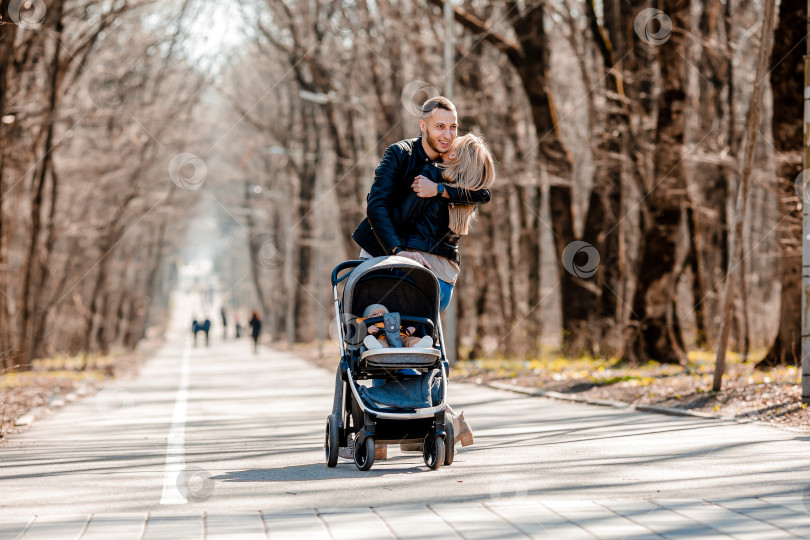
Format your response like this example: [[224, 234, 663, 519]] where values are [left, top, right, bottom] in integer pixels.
[[481, 380, 808, 433]]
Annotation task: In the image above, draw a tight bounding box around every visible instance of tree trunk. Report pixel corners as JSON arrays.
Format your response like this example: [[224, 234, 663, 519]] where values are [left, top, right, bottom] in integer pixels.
[[244, 182, 270, 331], [18, 0, 64, 367], [622, 0, 691, 365], [508, 6, 573, 179], [713, 0, 777, 389], [681, 0, 734, 349], [30, 159, 60, 360], [82, 244, 111, 356], [293, 108, 320, 342], [0, 1, 20, 369], [131, 220, 166, 347], [758, 0, 804, 367], [123, 294, 146, 350], [323, 102, 364, 260]]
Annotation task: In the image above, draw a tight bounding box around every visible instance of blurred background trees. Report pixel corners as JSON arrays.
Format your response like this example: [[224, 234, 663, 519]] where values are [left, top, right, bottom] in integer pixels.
[[1, 0, 804, 370]]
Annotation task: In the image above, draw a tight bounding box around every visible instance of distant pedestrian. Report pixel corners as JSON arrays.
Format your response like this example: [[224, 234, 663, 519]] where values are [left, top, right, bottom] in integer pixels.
[[202, 318, 211, 347], [234, 314, 243, 338], [220, 307, 228, 339], [248, 310, 262, 354], [192, 318, 200, 347]]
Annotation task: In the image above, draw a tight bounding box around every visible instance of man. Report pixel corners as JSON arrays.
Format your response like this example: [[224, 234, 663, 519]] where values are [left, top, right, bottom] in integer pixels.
[[353, 97, 458, 269], [349, 97, 483, 461], [352, 96, 487, 309], [202, 318, 211, 347], [192, 318, 200, 347]]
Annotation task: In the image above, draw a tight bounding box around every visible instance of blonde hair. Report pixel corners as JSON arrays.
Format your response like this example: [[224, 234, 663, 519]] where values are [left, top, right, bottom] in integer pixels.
[[439, 133, 496, 235]]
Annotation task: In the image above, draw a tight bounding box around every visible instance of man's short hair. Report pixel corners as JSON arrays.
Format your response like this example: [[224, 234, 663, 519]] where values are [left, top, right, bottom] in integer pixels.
[[422, 96, 456, 119]]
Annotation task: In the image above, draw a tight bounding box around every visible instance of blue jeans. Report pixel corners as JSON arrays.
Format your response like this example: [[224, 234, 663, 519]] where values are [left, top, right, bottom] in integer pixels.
[[358, 250, 454, 312], [438, 279, 454, 312]]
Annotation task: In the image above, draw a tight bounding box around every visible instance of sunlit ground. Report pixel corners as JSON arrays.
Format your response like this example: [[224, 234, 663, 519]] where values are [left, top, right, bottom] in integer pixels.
[[453, 348, 798, 387]]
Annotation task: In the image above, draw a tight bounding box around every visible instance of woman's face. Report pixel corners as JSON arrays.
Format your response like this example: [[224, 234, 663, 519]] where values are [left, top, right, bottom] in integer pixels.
[[445, 143, 459, 162]]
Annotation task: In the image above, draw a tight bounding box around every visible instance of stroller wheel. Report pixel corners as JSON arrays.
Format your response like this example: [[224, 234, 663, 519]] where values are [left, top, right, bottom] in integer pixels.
[[325, 415, 339, 467], [423, 434, 444, 470], [444, 422, 455, 466], [354, 436, 375, 471]]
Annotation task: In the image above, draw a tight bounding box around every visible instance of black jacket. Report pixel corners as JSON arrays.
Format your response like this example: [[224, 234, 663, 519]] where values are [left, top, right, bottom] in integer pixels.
[[249, 316, 262, 338], [352, 136, 490, 264]]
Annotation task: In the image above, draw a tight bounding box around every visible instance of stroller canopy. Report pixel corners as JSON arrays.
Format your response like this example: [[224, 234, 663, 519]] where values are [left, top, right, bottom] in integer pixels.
[[342, 256, 441, 326]]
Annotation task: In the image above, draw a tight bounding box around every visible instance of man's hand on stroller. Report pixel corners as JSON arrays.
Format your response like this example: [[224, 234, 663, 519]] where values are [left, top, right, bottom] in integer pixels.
[[368, 326, 379, 335]]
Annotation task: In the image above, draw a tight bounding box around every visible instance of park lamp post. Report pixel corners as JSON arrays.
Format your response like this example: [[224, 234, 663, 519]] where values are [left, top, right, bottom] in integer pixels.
[[443, 0, 458, 366]]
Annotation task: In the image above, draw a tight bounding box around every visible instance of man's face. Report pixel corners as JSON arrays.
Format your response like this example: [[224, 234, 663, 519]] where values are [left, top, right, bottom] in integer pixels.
[[420, 109, 458, 155]]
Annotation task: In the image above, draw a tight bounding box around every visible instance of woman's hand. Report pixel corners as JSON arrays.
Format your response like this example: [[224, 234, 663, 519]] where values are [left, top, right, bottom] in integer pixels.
[[368, 326, 379, 334], [411, 175, 438, 198], [397, 251, 432, 269]]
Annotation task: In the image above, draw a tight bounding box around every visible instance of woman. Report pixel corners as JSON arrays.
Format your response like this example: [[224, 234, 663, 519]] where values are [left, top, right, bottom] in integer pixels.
[[248, 310, 262, 354], [398, 133, 496, 452], [407, 132, 497, 311], [351, 128, 496, 458]]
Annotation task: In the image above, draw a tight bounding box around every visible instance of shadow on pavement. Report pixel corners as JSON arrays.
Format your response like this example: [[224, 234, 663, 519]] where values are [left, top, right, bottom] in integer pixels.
[[213, 461, 426, 482]]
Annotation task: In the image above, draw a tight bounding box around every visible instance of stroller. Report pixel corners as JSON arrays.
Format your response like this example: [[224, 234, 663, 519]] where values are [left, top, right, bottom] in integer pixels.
[[325, 256, 453, 471]]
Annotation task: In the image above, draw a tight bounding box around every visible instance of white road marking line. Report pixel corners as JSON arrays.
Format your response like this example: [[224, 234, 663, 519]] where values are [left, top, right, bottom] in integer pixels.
[[159, 340, 192, 505]]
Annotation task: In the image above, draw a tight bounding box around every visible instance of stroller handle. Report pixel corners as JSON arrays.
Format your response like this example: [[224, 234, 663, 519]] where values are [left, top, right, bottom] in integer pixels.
[[331, 260, 365, 286]]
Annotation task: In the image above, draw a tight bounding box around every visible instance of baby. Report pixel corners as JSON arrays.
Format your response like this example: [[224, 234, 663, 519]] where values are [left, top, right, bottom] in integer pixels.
[[359, 304, 433, 350]]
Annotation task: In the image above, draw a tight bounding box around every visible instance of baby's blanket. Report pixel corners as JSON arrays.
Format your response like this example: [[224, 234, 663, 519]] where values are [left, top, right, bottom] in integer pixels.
[[358, 369, 442, 409]]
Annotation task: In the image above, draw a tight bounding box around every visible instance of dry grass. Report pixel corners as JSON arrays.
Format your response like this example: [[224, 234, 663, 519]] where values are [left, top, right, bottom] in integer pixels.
[[0, 368, 105, 439], [0, 343, 159, 439], [452, 349, 810, 431]]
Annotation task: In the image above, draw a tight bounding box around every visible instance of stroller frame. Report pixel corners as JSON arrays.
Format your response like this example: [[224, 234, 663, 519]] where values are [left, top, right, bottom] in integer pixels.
[[325, 256, 452, 471]]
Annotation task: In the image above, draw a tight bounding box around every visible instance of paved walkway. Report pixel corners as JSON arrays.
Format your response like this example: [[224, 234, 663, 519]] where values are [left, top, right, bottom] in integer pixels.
[[4, 497, 810, 539], [2, 293, 810, 538]]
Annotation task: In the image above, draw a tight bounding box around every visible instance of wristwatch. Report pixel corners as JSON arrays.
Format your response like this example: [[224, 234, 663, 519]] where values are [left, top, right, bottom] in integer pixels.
[[436, 184, 445, 197]]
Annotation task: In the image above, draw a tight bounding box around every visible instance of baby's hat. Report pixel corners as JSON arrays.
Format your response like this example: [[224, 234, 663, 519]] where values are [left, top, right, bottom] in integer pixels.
[[363, 304, 389, 318]]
